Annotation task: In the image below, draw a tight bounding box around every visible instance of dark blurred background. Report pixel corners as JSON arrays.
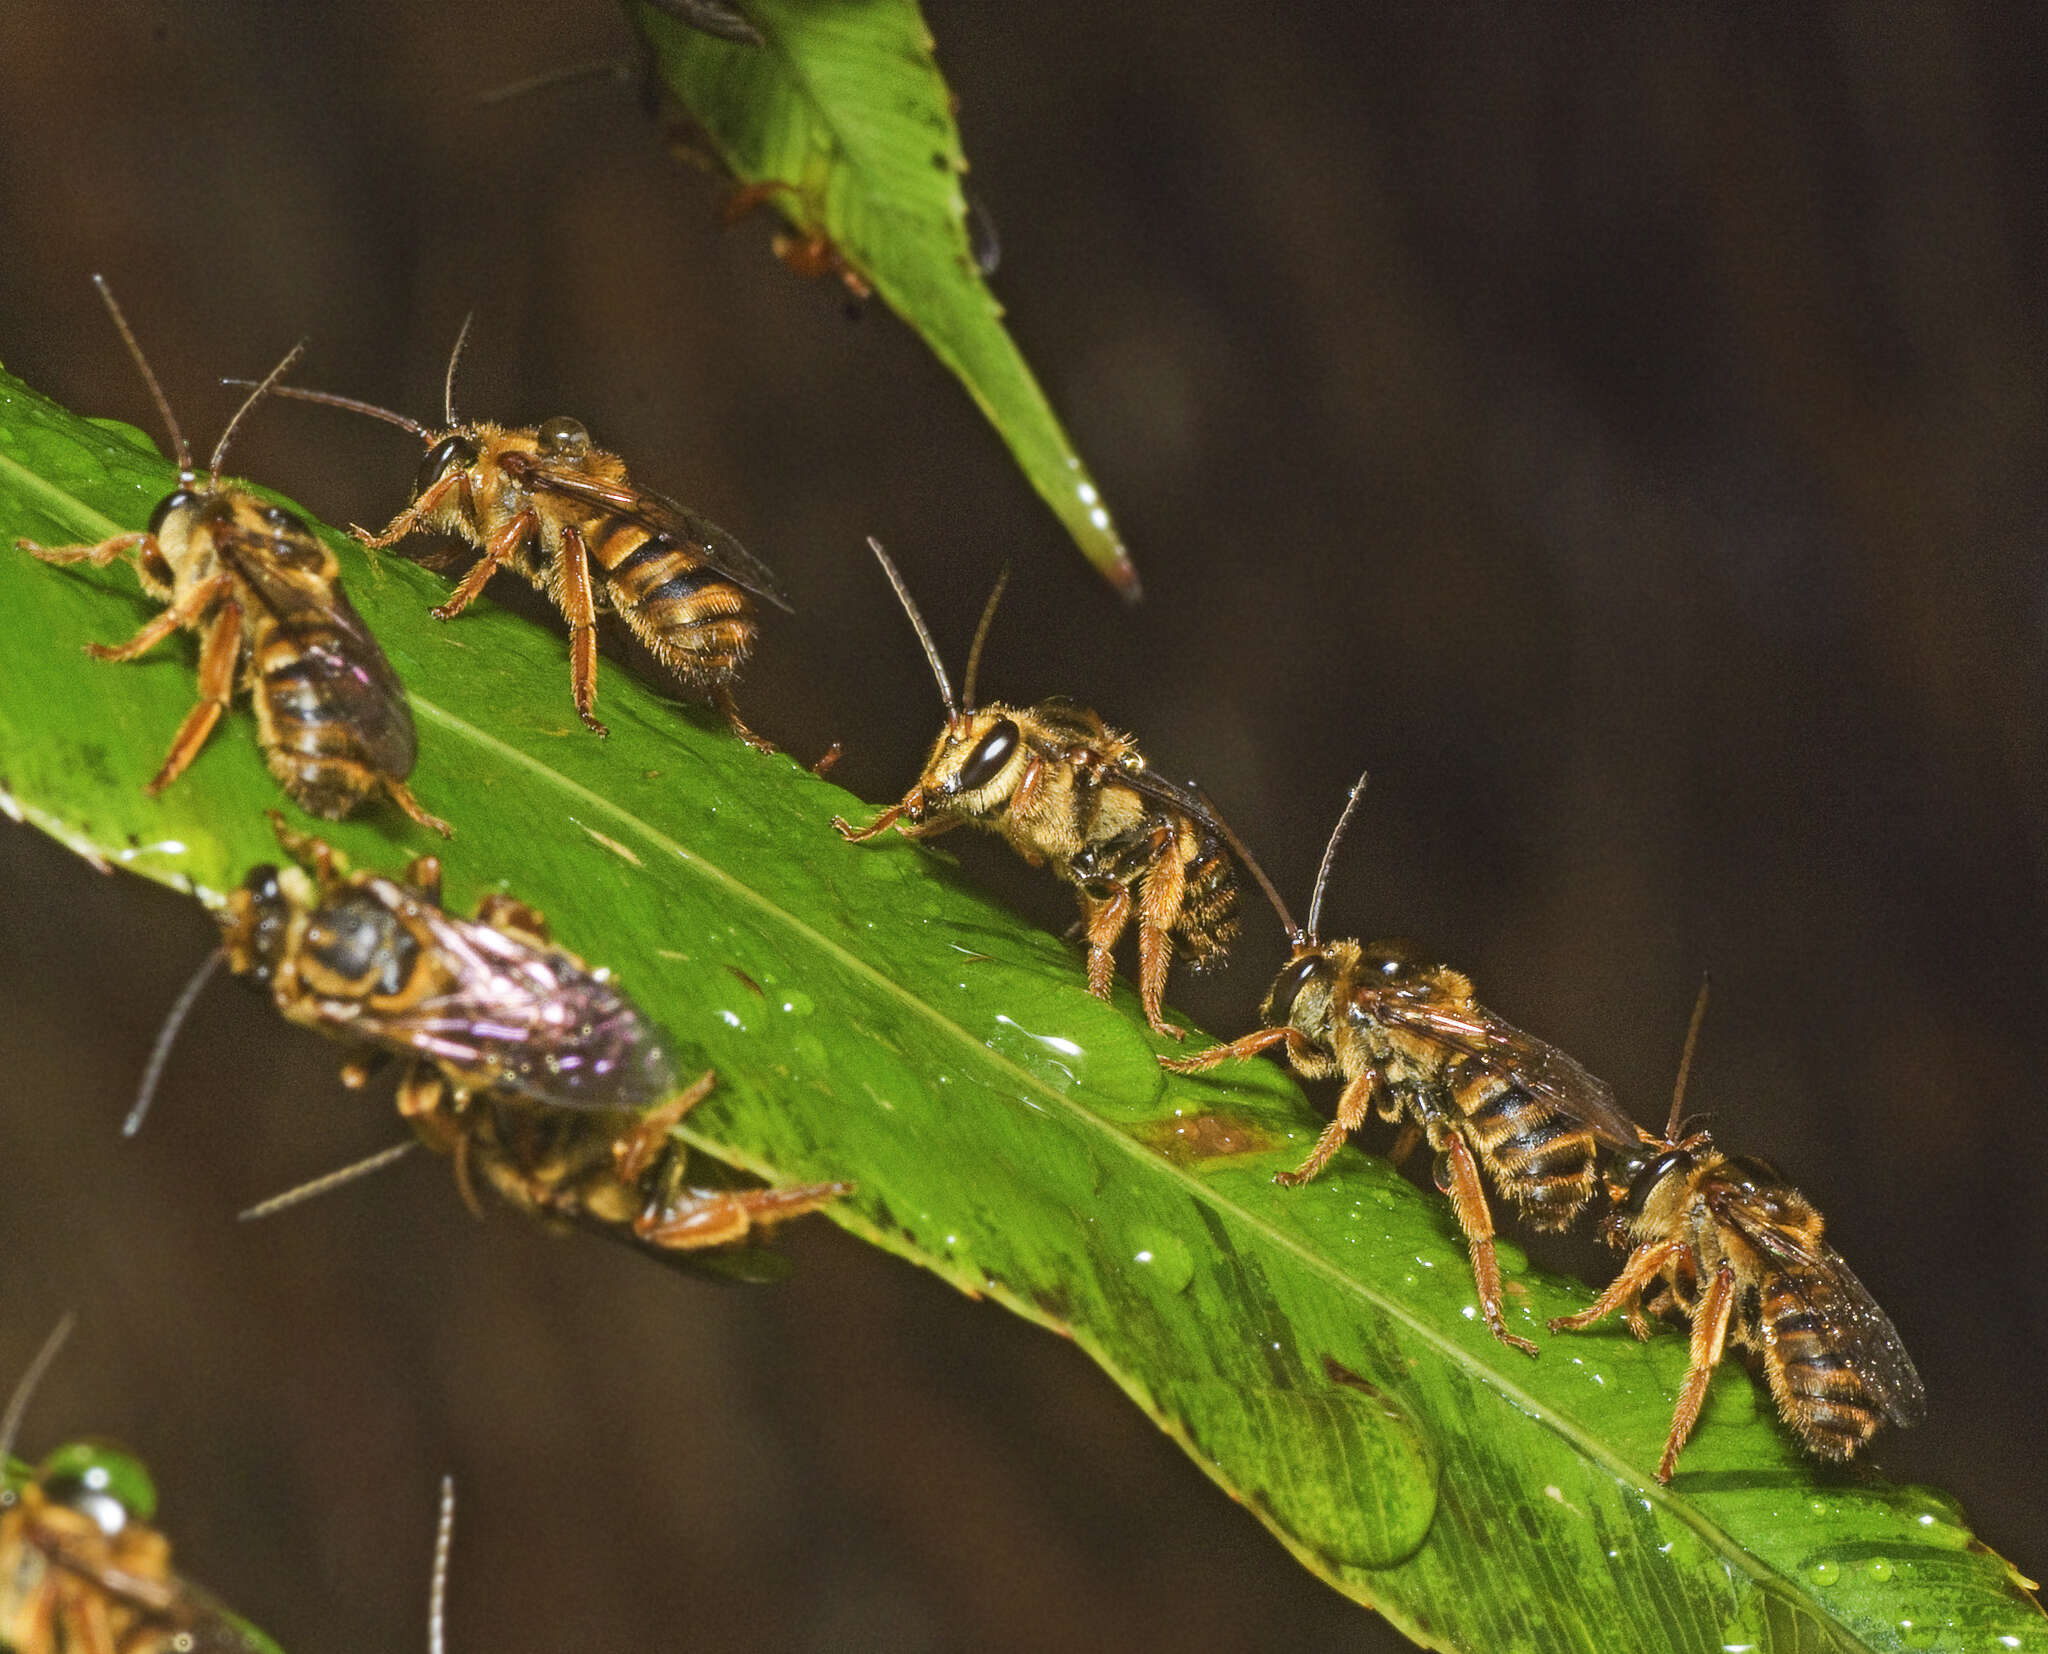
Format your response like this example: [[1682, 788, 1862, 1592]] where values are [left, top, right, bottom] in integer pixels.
[[2, 3, 2044, 1650]]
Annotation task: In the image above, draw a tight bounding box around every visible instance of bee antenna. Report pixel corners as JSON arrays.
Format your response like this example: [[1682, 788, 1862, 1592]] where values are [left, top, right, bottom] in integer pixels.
[[210, 339, 307, 481], [123, 949, 225, 1138], [91, 276, 191, 474], [0, 1314, 76, 1475], [236, 1139, 418, 1223], [865, 537, 956, 718], [443, 311, 475, 429], [429, 1473, 455, 1654], [1192, 787, 1295, 937], [1667, 973, 1712, 1141], [1304, 769, 1369, 943], [960, 564, 1010, 714], [230, 382, 431, 440], [473, 57, 634, 107]]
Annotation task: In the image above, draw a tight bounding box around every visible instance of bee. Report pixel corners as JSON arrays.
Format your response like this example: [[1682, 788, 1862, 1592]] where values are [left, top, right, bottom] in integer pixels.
[[253, 319, 787, 746], [0, 1319, 272, 1654], [832, 539, 1262, 1039], [210, 810, 678, 1119], [1550, 984, 1925, 1480], [1162, 773, 1640, 1355], [17, 277, 447, 835], [402, 1066, 850, 1258]]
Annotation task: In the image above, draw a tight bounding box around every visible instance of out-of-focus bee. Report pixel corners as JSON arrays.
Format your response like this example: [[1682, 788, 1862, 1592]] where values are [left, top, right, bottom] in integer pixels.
[[18, 278, 446, 835], [251, 321, 787, 746], [1551, 986, 1925, 1480], [832, 539, 1264, 1039], [1163, 773, 1639, 1354], [405, 1067, 849, 1258], [213, 811, 676, 1117], [0, 1319, 275, 1654]]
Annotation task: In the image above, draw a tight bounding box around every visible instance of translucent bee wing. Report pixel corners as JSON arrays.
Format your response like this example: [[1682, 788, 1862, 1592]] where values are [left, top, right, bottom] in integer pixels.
[[514, 466, 793, 612], [1366, 995, 1643, 1148], [327, 885, 675, 1112]]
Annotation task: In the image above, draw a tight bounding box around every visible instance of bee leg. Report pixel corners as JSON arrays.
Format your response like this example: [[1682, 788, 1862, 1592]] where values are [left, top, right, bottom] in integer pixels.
[[556, 522, 609, 737], [711, 684, 779, 754], [385, 779, 453, 840], [832, 800, 908, 840], [1275, 1070, 1377, 1187], [475, 893, 551, 944], [144, 595, 242, 796], [393, 1061, 446, 1121], [1080, 886, 1134, 1004], [1657, 1259, 1736, 1482], [338, 1052, 394, 1091], [83, 567, 232, 662], [1548, 1239, 1681, 1334], [19, 529, 156, 567], [357, 468, 465, 550], [265, 808, 345, 886], [611, 1070, 719, 1183], [1435, 1128, 1540, 1357], [430, 508, 533, 622], [1135, 838, 1189, 1039], [1386, 1122, 1425, 1169], [404, 854, 444, 905], [633, 1181, 849, 1251], [1158, 1024, 1294, 1075], [809, 741, 845, 777]]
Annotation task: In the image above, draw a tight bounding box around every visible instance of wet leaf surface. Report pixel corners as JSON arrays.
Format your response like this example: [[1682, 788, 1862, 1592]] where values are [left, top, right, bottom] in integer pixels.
[[1, 368, 2041, 1652], [627, 0, 1140, 597]]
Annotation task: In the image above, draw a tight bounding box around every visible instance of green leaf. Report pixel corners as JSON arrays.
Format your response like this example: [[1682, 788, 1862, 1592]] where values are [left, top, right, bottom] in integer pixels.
[[1, 365, 2042, 1654], [626, 0, 1141, 599]]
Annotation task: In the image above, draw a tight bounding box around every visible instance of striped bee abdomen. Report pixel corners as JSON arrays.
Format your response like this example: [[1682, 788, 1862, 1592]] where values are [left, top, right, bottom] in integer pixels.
[[1176, 833, 1240, 972], [1759, 1288, 1886, 1460], [592, 521, 756, 684], [1452, 1061, 1599, 1231], [251, 606, 418, 821]]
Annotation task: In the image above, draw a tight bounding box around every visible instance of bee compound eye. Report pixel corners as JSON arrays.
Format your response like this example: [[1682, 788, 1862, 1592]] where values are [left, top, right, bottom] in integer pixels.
[[1265, 952, 1326, 1024], [1626, 1147, 1693, 1215], [242, 863, 282, 904], [146, 487, 202, 537], [536, 415, 590, 454], [956, 718, 1021, 795], [415, 433, 478, 497]]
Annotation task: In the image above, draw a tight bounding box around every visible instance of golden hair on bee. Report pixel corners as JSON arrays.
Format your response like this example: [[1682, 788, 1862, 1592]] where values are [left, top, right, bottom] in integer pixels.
[[17, 278, 446, 835], [833, 537, 1257, 1039], [1551, 980, 1925, 1480], [1164, 768, 1637, 1355], [250, 318, 786, 748]]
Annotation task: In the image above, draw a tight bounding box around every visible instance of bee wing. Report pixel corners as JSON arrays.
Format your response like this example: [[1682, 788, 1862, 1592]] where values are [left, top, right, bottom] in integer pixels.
[[1721, 1193, 1929, 1428], [515, 468, 794, 613], [339, 903, 675, 1112], [1367, 997, 1643, 1147], [218, 542, 418, 774]]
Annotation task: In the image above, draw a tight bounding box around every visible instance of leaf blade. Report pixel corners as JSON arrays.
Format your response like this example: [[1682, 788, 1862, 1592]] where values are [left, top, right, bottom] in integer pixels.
[[628, 0, 1140, 597], [1, 369, 2041, 1654]]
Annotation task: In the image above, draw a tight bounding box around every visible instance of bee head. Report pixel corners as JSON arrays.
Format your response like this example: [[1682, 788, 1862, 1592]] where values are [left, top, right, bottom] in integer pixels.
[[1616, 1143, 1695, 1216], [925, 710, 1027, 818], [1262, 940, 1345, 1043], [145, 471, 208, 541], [34, 1442, 158, 1537], [220, 863, 295, 986], [415, 430, 480, 500]]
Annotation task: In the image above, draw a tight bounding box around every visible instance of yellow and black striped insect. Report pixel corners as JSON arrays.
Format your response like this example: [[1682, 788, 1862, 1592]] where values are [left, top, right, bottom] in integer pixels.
[[18, 278, 446, 834], [1551, 986, 1924, 1479], [1, 1319, 272, 1654], [834, 539, 1255, 1039], [252, 322, 786, 745], [1163, 773, 1639, 1353]]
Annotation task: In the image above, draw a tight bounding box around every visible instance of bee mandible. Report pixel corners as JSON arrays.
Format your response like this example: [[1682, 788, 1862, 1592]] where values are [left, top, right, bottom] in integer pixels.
[[832, 538, 1265, 1039], [1550, 983, 1925, 1480], [1163, 772, 1640, 1354], [252, 319, 787, 746], [1, 1318, 272, 1654], [18, 278, 447, 835]]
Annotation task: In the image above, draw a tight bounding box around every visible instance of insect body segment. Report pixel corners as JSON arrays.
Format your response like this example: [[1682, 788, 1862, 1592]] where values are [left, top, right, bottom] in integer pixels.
[[18, 279, 445, 835], [1551, 995, 1923, 1479], [1, 1327, 269, 1654], [220, 813, 673, 1113], [261, 337, 783, 747], [1163, 776, 1634, 1355], [833, 542, 1243, 1038]]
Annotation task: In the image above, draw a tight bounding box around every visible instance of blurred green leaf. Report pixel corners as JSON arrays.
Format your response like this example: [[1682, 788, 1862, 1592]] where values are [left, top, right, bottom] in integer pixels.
[[1, 367, 2042, 1654], [627, 0, 1141, 598]]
